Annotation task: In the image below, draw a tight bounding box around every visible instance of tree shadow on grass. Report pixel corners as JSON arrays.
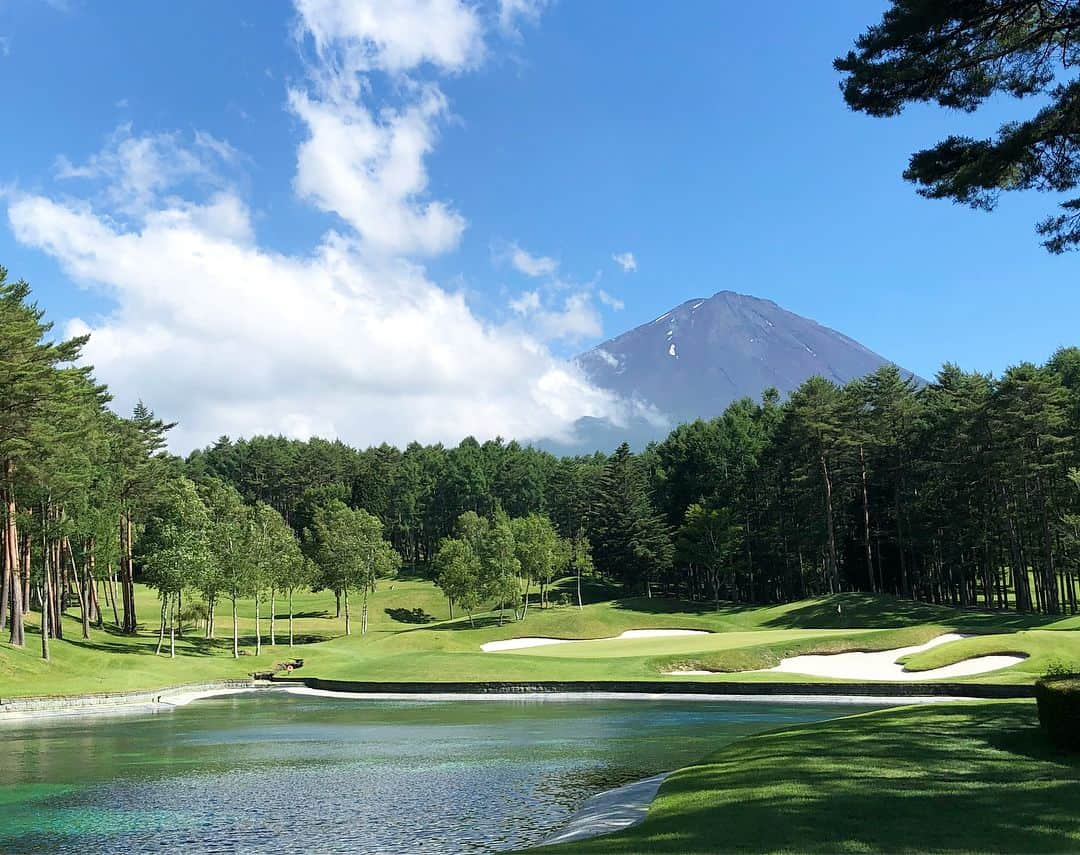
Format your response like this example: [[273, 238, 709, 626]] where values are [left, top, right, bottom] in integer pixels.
[[546, 702, 1080, 854], [404, 614, 506, 633], [385, 607, 436, 624], [762, 593, 1063, 631], [612, 597, 745, 616]]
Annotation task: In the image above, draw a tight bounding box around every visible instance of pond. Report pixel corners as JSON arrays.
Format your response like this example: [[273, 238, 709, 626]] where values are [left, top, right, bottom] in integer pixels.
[[2, 692, 882, 853]]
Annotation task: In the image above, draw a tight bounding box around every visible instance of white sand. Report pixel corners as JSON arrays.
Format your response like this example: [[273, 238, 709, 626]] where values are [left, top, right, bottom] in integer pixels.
[[766, 634, 1024, 681], [664, 633, 1026, 680], [481, 628, 707, 653], [540, 772, 670, 846]]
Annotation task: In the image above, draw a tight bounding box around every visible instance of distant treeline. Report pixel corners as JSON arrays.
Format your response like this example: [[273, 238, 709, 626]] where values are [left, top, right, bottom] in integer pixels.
[[191, 356, 1080, 616]]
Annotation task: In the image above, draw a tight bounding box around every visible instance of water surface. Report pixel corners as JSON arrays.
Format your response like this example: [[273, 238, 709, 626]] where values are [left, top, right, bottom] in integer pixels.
[[1, 693, 881, 853]]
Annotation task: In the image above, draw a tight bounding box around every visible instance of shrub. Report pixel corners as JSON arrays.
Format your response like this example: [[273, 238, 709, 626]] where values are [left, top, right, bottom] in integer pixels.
[[179, 600, 210, 630], [1035, 674, 1080, 752]]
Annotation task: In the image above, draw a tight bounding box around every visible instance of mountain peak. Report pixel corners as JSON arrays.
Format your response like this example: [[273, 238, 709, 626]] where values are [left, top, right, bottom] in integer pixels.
[[576, 291, 911, 428]]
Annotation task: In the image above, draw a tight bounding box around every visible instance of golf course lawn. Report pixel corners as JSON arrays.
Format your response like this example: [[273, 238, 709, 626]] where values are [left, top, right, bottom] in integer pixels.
[[2, 576, 1079, 698], [535, 700, 1080, 853]]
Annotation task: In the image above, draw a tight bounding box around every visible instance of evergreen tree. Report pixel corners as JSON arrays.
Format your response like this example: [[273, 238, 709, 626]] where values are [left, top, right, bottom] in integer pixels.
[[590, 443, 673, 596], [836, 0, 1080, 252]]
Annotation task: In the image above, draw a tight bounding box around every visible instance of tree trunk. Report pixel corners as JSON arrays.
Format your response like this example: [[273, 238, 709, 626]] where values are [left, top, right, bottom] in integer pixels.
[[155, 596, 167, 655], [288, 588, 294, 647], [344, 587, 351, 636], [232, 595, 239, 659], [361, 588, 368, 636], [576, 563, 583, 610], [255, 594, 262, 657], [120, 512, 138, 633], [207, 596, 216, 639], [269, 588, 276, 646], [107, 570, 120, 628], [39, 582, 50, 662], [859, 445, 876, 593], [820, 454, 840, 593], [169, 595, 176, 659], [4, 473, 26, 647]]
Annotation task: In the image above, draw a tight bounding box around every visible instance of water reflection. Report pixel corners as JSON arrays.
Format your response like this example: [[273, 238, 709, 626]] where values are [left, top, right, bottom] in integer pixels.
[[2, 694, 881, 853]]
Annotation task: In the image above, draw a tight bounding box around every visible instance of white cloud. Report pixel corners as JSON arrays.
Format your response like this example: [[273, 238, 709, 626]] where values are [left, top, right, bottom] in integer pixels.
[[289, 83, 465, 256], [53, 124, 237, 217], [597, 288, 624, 310], [533, 291, 603, 342], [612, 250, 637, 272], [590, 347, 620, 369], [114, 97, 129, 109], [498, 0, 548, 36], [502, 241, 558, 277], [509, 289, 541, 315], [287, 1, 479, 256], [5, 0, 629, 452], [294, 0, 485, 75], [0, 36, 11, 58], [508, 286, 603, 344], [8, 186, 630, 450]]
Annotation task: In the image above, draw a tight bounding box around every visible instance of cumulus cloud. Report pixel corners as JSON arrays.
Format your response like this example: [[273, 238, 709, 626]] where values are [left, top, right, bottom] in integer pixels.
[[497, 240, 558, 277], [612, 251, 637, 272], [289, 83, 465, 256], [53, 124, 238, 217], [7, 186, 628, 449], [597, 288, 624, 311], [294, 0, 485, 75], [509, 289, 541, 315], [507, 286, 604, 344], [4, 0, 645, 452], [287, 0, 473, 257], [498, 0, 548, 36]]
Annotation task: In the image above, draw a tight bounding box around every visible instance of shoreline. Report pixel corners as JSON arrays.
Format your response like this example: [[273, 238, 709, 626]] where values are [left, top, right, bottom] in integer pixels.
[[0, 677, 1014, 724], [0, 680, 295, 722], [536, 772, 671, 847]]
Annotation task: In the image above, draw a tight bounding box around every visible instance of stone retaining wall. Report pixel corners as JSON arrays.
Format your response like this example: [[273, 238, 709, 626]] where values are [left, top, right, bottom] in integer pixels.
[[297, 678, 1034, 699]]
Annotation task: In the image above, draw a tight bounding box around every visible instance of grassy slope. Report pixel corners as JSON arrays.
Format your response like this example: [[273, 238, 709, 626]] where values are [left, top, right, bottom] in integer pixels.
[[1, 579, 1079, 697], [539, 701, 1080, 854]]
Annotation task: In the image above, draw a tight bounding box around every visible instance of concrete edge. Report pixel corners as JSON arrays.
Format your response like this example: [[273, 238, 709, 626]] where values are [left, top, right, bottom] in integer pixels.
[[0, 680, 297, 722], [537, 772, 671, 847], [296, 678, 1035, 699]]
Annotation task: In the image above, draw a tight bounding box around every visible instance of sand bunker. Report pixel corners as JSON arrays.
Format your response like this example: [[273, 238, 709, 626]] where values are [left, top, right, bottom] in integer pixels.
[[481, 629, 707, 653], [665, 633, 1025, 680]]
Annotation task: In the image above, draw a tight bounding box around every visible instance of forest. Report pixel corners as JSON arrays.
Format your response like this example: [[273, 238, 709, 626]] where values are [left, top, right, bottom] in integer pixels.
[[3, 268, 1080, 665]]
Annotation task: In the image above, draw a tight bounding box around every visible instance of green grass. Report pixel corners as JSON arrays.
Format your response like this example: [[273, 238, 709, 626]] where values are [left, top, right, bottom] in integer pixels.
[[538, 701, 1080, 853], [1, 579, 1079, 698]]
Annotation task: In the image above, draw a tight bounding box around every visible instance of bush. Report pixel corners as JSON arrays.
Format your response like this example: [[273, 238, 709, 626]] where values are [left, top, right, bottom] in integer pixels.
[[1035, 674, 1080, 752], [179, 600, 210, 630]]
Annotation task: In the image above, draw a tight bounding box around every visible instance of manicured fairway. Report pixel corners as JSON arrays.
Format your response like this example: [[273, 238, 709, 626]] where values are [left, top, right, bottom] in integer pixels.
[[538, 701, 1080, 853], [2, 579, 1079, 698]]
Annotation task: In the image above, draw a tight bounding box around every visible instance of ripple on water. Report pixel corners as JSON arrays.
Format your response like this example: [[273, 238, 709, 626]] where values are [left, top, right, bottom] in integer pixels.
[[1, 695, 883, 853]]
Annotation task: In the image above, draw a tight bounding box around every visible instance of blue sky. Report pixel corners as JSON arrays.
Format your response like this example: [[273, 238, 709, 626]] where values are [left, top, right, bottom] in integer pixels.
[[0, 1, 1074, 451]]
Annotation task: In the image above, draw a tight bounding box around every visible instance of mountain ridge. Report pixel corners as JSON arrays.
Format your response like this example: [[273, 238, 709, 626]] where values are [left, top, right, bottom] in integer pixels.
[[554, 290, 917, 452]]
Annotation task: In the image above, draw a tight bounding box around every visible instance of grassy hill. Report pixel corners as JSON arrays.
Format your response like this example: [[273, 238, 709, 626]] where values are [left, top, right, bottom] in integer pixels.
[[1, 577, 1079, 698], [537, 701, 1080, 853]]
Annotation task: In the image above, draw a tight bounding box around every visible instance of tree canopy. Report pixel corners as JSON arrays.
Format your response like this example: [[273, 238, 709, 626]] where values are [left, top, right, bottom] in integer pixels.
[[836, 0, 1080, 252]]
